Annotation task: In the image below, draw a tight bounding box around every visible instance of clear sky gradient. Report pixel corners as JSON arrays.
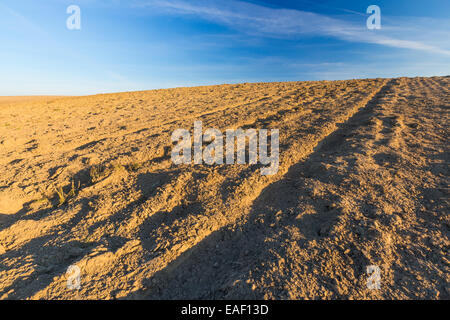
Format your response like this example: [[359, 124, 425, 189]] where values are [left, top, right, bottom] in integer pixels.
[[1, 0, 449, 95]]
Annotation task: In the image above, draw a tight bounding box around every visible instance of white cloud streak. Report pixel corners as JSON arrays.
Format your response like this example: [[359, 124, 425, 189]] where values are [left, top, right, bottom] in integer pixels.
[[133, 0, 450, 56]]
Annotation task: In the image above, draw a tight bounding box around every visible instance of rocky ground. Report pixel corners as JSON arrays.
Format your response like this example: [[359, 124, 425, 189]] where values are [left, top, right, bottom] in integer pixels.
[[0, 76, 448, 299]]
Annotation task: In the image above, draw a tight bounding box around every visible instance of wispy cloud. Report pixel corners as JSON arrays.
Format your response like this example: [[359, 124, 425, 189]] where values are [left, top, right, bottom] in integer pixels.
[[133, 0, 450, 56], [0, 2, 49, 38]]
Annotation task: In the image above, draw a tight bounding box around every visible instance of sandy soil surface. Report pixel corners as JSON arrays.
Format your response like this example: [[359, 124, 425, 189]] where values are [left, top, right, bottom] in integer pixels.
[[0, 76, 448, 299]]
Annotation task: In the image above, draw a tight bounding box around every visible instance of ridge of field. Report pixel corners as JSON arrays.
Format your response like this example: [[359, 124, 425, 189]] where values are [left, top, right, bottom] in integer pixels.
[[0, 77, 448, 299]]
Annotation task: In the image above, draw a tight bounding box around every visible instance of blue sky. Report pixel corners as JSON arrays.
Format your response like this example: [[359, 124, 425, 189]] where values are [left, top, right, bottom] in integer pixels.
[[1, 0, 449, 95]]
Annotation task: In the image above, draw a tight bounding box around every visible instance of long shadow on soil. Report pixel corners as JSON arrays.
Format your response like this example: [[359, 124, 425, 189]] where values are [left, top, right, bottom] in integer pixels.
[[129, 81, 395, 300], [0, 199, 99, 299]]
